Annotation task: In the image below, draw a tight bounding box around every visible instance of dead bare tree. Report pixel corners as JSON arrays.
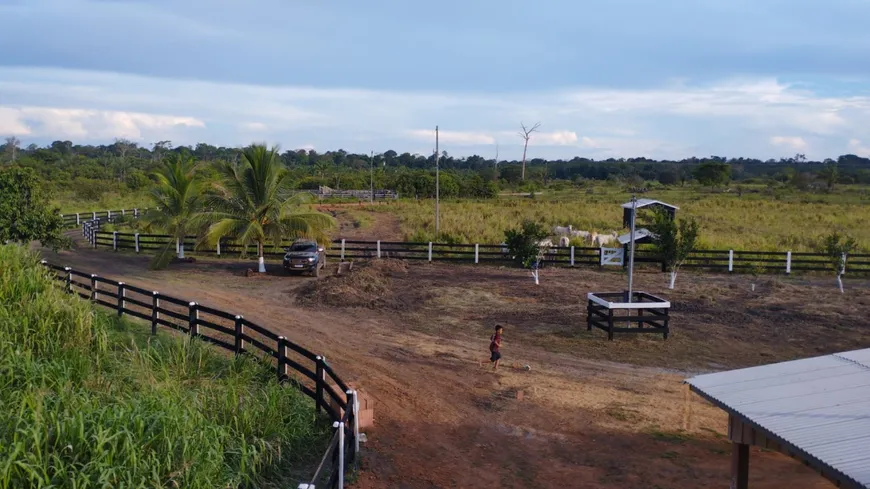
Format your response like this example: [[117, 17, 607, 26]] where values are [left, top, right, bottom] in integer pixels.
[[4, 136, 21, 163], [518, 122, 541, 181]]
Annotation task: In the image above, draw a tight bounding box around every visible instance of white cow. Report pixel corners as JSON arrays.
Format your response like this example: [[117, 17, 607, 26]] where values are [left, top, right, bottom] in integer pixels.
[[552, 225, 573, 236], [593, 231, 620, 247], [570, 229, 590, 239], [558, 236, 570, 247]]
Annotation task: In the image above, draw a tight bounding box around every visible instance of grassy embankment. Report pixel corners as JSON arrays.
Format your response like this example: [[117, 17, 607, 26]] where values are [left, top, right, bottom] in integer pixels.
[[0, 245, 327, 488]]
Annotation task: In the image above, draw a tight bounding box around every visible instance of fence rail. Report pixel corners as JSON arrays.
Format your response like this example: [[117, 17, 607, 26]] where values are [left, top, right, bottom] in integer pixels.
[[40, 260, 358, 489], [81, 220, 870, 275]]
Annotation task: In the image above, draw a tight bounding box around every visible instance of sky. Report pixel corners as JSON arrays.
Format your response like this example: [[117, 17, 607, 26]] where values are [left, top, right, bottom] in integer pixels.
[[1, 0, 870, 161]]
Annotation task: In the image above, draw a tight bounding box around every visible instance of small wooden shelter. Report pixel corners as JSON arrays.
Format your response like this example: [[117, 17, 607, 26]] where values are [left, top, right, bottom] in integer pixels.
[[621, 198, 678, 228]]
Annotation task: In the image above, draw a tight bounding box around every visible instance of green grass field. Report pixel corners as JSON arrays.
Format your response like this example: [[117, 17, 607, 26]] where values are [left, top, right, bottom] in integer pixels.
[[380, 185, 870, 251], [0, 245, 327, 489]]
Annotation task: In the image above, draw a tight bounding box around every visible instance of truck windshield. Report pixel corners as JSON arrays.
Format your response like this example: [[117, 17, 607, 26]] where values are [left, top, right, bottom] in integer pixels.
[[288, 243, 317, 252]]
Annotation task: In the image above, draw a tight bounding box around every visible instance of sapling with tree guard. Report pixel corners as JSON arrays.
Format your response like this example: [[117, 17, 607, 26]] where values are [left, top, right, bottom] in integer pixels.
[[819, 232, 858, 293], [646, 208, 700, 289]]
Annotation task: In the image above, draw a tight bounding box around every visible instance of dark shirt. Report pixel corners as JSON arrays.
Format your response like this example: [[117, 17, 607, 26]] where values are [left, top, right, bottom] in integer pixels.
[[490, 333, 502, 352]]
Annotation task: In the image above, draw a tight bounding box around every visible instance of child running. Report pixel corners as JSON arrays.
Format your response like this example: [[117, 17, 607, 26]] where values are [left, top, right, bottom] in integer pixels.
[[489, 325, 504, 370]]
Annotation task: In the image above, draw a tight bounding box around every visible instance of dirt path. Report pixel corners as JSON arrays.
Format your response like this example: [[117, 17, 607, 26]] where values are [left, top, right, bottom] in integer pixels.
[[37, 234, 837, 489]]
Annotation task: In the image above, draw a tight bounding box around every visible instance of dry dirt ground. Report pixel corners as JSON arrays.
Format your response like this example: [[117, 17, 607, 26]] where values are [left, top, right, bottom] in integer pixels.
[[38, 232, 870, 489]]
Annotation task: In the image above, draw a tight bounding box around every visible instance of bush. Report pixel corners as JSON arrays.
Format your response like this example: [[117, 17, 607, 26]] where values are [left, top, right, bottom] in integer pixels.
[[504, 220, 549, 267], [0, 245, 326, 488]]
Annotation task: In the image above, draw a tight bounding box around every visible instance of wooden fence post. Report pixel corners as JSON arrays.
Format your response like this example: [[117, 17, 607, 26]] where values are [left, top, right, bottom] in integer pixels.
[[113, 231, 118, 251], [90, 274, 98, 301], [92, 211, 97, 220], [117, 282, 125, 316], [133, 208, 138, 218], [107, 210, 111, 220], [234, 315, 245, 353], [64, 267, 72, 294], [475, 244, 479, 264], [216, 239, 221, 256], [340, 239, 346, 261], [729, 250, 734, 273], [121, 209, 125, 216], [76, 213, 80, 225], [428, 242, 433, 262], [151, 292, 159, 335], [376, 240, 381, 259], [277, 337, 287, 379], [786, 251, 792, 275], [135, 233, 140, 253], [570, 246, 575, 266], [315, 356, 325, 413], [188, 302, 198, 337]]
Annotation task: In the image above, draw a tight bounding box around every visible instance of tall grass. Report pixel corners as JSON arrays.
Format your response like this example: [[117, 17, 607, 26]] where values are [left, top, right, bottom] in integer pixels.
[[0, 245, 326, 489], [383, 185, 870, 251]]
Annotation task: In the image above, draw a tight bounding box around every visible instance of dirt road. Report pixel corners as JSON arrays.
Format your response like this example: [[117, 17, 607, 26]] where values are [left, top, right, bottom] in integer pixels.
[[38, 234, 845, 489]]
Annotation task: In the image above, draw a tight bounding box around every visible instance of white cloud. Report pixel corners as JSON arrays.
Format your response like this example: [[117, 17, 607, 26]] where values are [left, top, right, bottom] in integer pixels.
[[770, 136, 808, 150], [1, 67, 870, 159], [0, 105, 204, 141], [848, 139, 870, 156]]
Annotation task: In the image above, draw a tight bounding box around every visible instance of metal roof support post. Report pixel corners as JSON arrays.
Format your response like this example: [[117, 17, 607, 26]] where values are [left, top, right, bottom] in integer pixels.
[[627, 196, 638, 303]]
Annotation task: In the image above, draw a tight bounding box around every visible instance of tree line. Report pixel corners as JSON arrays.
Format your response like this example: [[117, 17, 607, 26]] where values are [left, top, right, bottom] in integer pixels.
[[3, 139, 870, 199]]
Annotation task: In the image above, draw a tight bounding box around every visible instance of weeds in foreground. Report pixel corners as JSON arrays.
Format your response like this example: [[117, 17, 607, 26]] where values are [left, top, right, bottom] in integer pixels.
[[0, 244, 328, 489]]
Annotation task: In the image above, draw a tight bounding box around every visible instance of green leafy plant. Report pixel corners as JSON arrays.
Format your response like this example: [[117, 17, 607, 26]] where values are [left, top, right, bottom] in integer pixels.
[[818, 231, 858, 293], [504, 220, 549, 269], [646, 208, 701, 289], [0, 167, 69, 250]]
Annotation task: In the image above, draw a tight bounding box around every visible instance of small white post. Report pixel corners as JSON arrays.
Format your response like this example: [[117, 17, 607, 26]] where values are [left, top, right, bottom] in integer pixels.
[[474, 244, 479, 264], [728, 250, 734, 273], [786, 251, 792, 275], [107, 210, 111, 219], [119, 282, 126, 310], [376, 240, 381, 259], [570, 246, 575, 266], [112, 231, 118, 250], [76, 213, 80, 225], [348, 389, 360, 455], [92, 211, 97, 220], [428, 242, 433, 262], [335, 421, 345, 488], [341, 239, 346, 261], [134, 208, 138, 218], [134, 233, 140, 253], [121, 209, 125, 216], [216, 240, 221, 256]]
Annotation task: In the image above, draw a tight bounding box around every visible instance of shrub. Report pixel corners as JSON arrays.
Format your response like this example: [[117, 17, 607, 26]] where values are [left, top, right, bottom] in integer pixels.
[[504, 220, 549, 268]]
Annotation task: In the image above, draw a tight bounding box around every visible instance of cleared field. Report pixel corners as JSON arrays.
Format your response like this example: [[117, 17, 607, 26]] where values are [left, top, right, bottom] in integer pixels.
[[375, 186, 870, 251], [37, 234, 870, 489]]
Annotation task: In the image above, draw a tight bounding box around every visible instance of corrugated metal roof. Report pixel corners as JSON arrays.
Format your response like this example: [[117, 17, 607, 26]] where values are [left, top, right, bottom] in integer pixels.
[[687, 348, 870, 489], [617, 228, 656, 245], [620, 198, 679, 210]]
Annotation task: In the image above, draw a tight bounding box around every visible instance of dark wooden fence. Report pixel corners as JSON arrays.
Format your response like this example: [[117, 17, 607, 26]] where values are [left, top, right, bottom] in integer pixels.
[[39, 260, 358, 489], [83, 222, 870, 275]]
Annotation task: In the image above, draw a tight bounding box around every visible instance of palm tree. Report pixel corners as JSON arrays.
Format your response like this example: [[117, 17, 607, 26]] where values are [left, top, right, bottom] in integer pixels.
[[143, 153, 203, 270], [199, 144, 336, 273]]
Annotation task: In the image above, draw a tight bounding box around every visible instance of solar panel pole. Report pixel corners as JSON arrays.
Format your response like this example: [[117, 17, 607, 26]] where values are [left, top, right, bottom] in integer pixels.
[[627, 195, 637, 303]]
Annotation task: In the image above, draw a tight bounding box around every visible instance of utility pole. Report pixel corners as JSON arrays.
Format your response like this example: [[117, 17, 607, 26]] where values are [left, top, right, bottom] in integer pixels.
[[435, 125, 440, 234], [627, 195, 638, 303], [370, 150, 374, 204]]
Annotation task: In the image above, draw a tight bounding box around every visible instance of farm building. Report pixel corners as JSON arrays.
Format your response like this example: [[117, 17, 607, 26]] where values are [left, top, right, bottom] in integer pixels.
[[687, 348, 870, 489]]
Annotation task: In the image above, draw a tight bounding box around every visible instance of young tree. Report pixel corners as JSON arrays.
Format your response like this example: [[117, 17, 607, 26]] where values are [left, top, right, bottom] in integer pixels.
[[518, 122, 540, 181], [143, 153, 203, 269], [646, 208, 701, 289], [819, 232, 858, 293], [199, 144, 336, 273], [504, 220, 549, 284], [0, 167, 68, 250]]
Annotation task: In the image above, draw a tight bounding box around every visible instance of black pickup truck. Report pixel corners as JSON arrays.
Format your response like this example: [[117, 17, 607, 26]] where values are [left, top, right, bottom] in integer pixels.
[[282, 239, 326, 277]]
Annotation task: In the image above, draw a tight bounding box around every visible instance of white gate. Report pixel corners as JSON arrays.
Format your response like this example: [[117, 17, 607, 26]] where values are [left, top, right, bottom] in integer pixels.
[[600, 247, 624, 266]]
